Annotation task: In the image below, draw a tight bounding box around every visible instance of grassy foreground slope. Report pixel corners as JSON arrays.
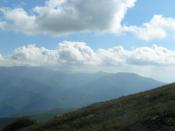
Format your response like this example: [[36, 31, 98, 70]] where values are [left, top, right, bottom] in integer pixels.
[[0, 118, 17, 128], [9, 83, 175, 131]]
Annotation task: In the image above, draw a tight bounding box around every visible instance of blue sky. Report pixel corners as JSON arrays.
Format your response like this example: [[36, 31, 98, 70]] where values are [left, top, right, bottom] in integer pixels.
[[1, 0, 175, 82], [124, 0, 175, 25], [0, 0, 175, 54]]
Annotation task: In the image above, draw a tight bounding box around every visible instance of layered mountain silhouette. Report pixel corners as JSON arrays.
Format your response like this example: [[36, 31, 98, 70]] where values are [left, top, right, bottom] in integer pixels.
[[0, 67, 163, 118], [8, 83, 175, 131]]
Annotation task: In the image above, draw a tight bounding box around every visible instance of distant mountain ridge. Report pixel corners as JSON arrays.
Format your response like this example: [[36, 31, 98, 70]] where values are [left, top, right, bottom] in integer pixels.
[[0, 66, 164, 118], [20, 82, 175, 131]]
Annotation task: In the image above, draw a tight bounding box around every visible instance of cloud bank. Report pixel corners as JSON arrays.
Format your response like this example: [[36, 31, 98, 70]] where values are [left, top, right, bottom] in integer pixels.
[[1, 41, 175, 67], [1, 41, 175, 82], [0, 0, 136, 35]]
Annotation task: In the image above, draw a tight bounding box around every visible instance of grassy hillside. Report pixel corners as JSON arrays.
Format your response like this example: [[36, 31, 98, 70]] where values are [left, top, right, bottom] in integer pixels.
[[0, 108, 75, 130], [0, 118, 17, 129], [14, 82, 175, 131], [28, 108, 75, 123]]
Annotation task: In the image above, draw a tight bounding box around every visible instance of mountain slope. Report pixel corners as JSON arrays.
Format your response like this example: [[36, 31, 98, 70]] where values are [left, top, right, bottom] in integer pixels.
[[0, 118, 17, 128], [0, 67, 163, 117], [22, 83, 175, 131]]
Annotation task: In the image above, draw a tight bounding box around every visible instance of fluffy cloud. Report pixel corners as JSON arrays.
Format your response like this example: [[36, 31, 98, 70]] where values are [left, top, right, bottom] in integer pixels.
[[10, 44, 58, 66], [0, 0, 136, 35], [96, 46, 127, 65], [1, 41, 175, 67], [128, 45, 175, 65], [57, 41, 99, 65], [0, 54, 4, 64], [3, 41, 100, 66], [124, 15, 175, 40], [2, 0, 175, 41]]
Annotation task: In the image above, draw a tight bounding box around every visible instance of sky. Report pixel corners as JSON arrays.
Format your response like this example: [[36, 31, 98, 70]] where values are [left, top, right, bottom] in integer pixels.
[[0, 0, 175, 82]]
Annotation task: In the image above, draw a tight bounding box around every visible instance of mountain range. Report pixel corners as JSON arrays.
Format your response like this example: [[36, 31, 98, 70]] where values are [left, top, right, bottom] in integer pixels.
[[4, 82, 175, 131], [0, 67, 163, 118]]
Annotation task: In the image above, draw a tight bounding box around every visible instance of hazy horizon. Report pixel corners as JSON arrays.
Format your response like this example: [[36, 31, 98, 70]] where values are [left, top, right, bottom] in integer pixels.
[[0, 0, 175, 82]]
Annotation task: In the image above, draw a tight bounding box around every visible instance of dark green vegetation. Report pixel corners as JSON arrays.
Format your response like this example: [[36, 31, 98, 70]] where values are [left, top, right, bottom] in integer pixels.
[[3, 118, 37, 131], [29, 108, 75, 123], [0, 108, 73, 129], [12, 83, 175, 131], [0, 118, 17, 128], [0, 67, 163, 117]]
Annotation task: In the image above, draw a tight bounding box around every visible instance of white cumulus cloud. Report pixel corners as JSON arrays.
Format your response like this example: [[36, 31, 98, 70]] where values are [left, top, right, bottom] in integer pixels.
[[0, 54, 4, 64], [0, 0, 136, 36], [1, 41, 175, 67], [96, 46, 127, 65], [128, 45, 175, 65], [10, 44, 58, 66], [57, 41, 99, 65], [124, 15, 175, 40]]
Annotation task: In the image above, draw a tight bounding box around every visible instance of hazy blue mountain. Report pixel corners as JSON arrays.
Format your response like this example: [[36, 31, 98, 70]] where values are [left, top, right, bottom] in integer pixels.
[[0, 67, 164, 118], [22, 83, 175, 131], [78, 72, 164, 102]]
